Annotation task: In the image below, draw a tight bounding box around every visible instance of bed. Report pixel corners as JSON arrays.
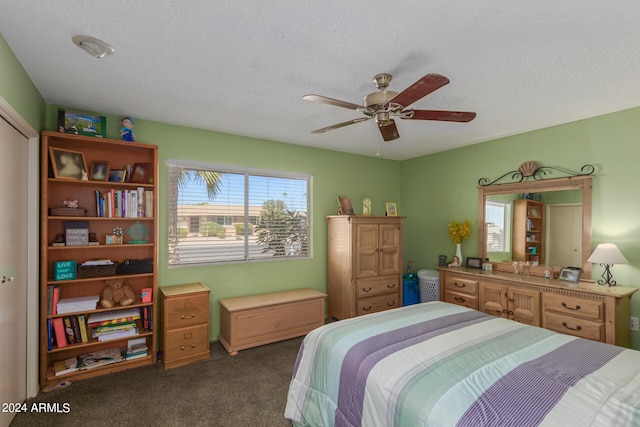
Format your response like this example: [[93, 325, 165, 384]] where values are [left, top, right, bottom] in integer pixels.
[[285, 302, 640, 427]]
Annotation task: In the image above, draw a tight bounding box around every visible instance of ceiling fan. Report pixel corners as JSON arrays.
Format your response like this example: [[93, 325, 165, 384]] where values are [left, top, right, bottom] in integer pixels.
[[303, 73, 476, 142]]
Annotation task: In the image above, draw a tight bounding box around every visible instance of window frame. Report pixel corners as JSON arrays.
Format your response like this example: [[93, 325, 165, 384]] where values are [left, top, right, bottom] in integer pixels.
[[485, 199, 512, 254], [167, 159, 312, 267]]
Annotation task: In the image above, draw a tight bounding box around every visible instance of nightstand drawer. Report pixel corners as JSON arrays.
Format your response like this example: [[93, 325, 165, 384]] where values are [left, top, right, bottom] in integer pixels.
[[164, 293, 209, 328], [543, 311, 604, 341], [543, 293, 604, 321], [164, 323, 210, 362]]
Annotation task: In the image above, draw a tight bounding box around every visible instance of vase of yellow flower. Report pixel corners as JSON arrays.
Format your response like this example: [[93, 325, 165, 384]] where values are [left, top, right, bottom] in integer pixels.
[[448, 220, 472, 265]]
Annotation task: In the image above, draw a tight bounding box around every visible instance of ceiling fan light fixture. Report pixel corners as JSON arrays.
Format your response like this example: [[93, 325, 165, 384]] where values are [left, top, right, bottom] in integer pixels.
[[72, 35, 115, 59]]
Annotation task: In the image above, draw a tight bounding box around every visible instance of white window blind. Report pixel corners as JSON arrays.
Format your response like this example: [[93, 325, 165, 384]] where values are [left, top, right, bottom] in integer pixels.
[[486, 200, 511, 252], [168, 160, 311, 267]]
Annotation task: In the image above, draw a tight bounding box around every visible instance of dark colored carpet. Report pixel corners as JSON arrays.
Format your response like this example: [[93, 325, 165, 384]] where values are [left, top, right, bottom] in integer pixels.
[[11, 337, 302, 427]]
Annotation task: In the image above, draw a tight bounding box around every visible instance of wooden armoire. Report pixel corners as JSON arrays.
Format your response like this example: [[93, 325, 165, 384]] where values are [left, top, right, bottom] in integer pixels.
[[326, 215, 404, 319]]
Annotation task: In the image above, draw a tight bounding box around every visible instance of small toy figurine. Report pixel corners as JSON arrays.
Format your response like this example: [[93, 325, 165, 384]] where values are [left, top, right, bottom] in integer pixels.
[[120, 116, 136, 142], [362, 198, 372, 215]]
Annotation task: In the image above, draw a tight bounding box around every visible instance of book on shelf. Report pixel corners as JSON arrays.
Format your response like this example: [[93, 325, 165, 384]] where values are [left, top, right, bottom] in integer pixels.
[[125, 337, 148, 360], [77, 314, 89, 343], [63, 317, 76, 344], [81, 259, 114, 266], [94, 326, 138, 342], [70, 316, 81, 343], [77, 347, 124, 370], [56, 295, 100, 314], [52, 317, 68, 349], [142, 305, 153, 332], [87, 308, 141, 327], [53, 357, 78, 376], [51, 286, 60, 315], [47, 318, 54, 351], [47, 285, 55, 315], [95, 187, 150, 218]]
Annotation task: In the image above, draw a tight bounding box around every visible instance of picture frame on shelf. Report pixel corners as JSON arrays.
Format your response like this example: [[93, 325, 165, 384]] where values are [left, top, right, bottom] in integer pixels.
[[337, 196, 355, 215], [527, 206, 540, 218], [558, 267, 581, 283], [108, 169, 126, 182], [49, 147, 87, 180], [58, 108, 106, 138], [90, 161, 109, 181], [386, 202, 397, 216], [129, 163, 152, 184], [466, 257, 483, 269], [105, 234, 123, 245]]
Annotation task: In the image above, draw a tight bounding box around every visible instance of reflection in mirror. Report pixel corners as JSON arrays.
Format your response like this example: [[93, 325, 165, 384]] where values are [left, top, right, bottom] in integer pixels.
[[484, 190, 582, 267], [478, 176, 593, 279]]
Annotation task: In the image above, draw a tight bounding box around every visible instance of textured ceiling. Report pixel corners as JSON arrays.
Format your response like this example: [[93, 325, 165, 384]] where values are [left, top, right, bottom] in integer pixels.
[[2, 1, 640, 160]]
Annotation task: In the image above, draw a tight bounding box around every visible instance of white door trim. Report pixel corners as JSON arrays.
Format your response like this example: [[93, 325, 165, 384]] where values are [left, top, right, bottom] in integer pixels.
[[0, 96, 39, 398]]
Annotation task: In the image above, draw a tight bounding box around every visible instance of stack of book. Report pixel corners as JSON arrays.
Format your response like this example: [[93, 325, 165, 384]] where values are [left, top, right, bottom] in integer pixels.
[[56, 295, 100, 314], [125, 337, 148, 360], [53, 357, 78, 376], [77, 347, 124, 370], [50, 314, 90, 349], [87, 308, 141, 342]]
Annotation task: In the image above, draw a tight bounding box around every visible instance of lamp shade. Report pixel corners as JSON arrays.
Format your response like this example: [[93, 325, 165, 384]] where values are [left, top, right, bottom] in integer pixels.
[[587, 243, 628, 265]]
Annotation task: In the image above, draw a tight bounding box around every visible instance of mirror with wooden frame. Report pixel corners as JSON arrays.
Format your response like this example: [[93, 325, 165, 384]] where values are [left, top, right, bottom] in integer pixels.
[[478, 165, 593, 280]]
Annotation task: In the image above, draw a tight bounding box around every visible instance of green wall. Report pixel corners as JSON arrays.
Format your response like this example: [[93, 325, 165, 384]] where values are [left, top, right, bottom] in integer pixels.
[[3, 34, 639, 349], [0, 35, 44, 130]]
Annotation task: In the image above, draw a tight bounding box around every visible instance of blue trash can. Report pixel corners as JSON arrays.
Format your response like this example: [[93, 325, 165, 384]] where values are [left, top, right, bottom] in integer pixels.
[[403, 273, 419, 306]]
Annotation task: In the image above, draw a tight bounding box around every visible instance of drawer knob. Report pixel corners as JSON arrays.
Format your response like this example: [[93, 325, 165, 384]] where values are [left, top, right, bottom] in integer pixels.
[[454, 282, 466, 288], [561, 322, 582, 331], [362, 287, 372, 292], [181, 314, 195, 319], [181, 344, 196, 351], [362, 306, 372, 312], [387, 283, 395, 289], [561, 302, 581, 311], [454, 297, 466, 303], [387, 300, 395, 307]]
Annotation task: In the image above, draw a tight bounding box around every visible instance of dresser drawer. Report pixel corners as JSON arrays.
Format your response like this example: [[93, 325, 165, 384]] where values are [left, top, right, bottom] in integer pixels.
[[356, 276, 400, 298], [164, 293, 209, 329], [543, 311, 605, 342], [543, 293, 604, 321], [357, 293, 400, 315], [444, 292, 478, 310], [164, 323, 210, 362], [444, 276, 478, 296]]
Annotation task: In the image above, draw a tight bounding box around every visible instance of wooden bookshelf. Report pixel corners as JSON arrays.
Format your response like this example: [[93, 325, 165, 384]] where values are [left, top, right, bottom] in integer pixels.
[[39, 131, 158, 390], [513, 199, 544, 264]]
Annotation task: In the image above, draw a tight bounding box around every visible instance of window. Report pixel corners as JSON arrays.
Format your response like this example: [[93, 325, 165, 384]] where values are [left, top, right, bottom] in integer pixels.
[[168, 160, 311, 266], [485, 200, 511, 253]]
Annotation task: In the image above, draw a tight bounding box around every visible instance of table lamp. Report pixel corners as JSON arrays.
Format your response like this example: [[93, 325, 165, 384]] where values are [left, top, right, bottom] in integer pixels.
[[587, 243, 628, 286]]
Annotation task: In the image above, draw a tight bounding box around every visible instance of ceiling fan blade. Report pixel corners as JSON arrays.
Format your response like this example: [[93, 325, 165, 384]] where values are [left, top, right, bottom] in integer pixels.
[[407, 109, 477, 122], [310, 117, 371, 134], [389, 74, 450, 108], [378, 120, 400, 142], [303, 94, 363, 111]]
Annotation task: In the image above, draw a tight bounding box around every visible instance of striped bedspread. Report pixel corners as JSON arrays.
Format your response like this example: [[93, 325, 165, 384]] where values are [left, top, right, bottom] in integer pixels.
[[285, 302, 640, 427]]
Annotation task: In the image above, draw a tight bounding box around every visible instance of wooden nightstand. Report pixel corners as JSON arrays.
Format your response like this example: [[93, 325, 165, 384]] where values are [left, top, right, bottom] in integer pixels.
[[161, 283, 210, 369]]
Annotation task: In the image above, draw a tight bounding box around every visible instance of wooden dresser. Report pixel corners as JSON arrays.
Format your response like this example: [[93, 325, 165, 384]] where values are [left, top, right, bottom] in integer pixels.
[[161, 282, 210, 369], [439, 267, 637, 347], [327, 215, 404, 319], [218, 288, 326, 356]]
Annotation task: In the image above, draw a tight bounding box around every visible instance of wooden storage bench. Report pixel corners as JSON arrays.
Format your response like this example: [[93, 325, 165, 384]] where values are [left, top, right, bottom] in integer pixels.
[[218, 288, 326, 355]]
